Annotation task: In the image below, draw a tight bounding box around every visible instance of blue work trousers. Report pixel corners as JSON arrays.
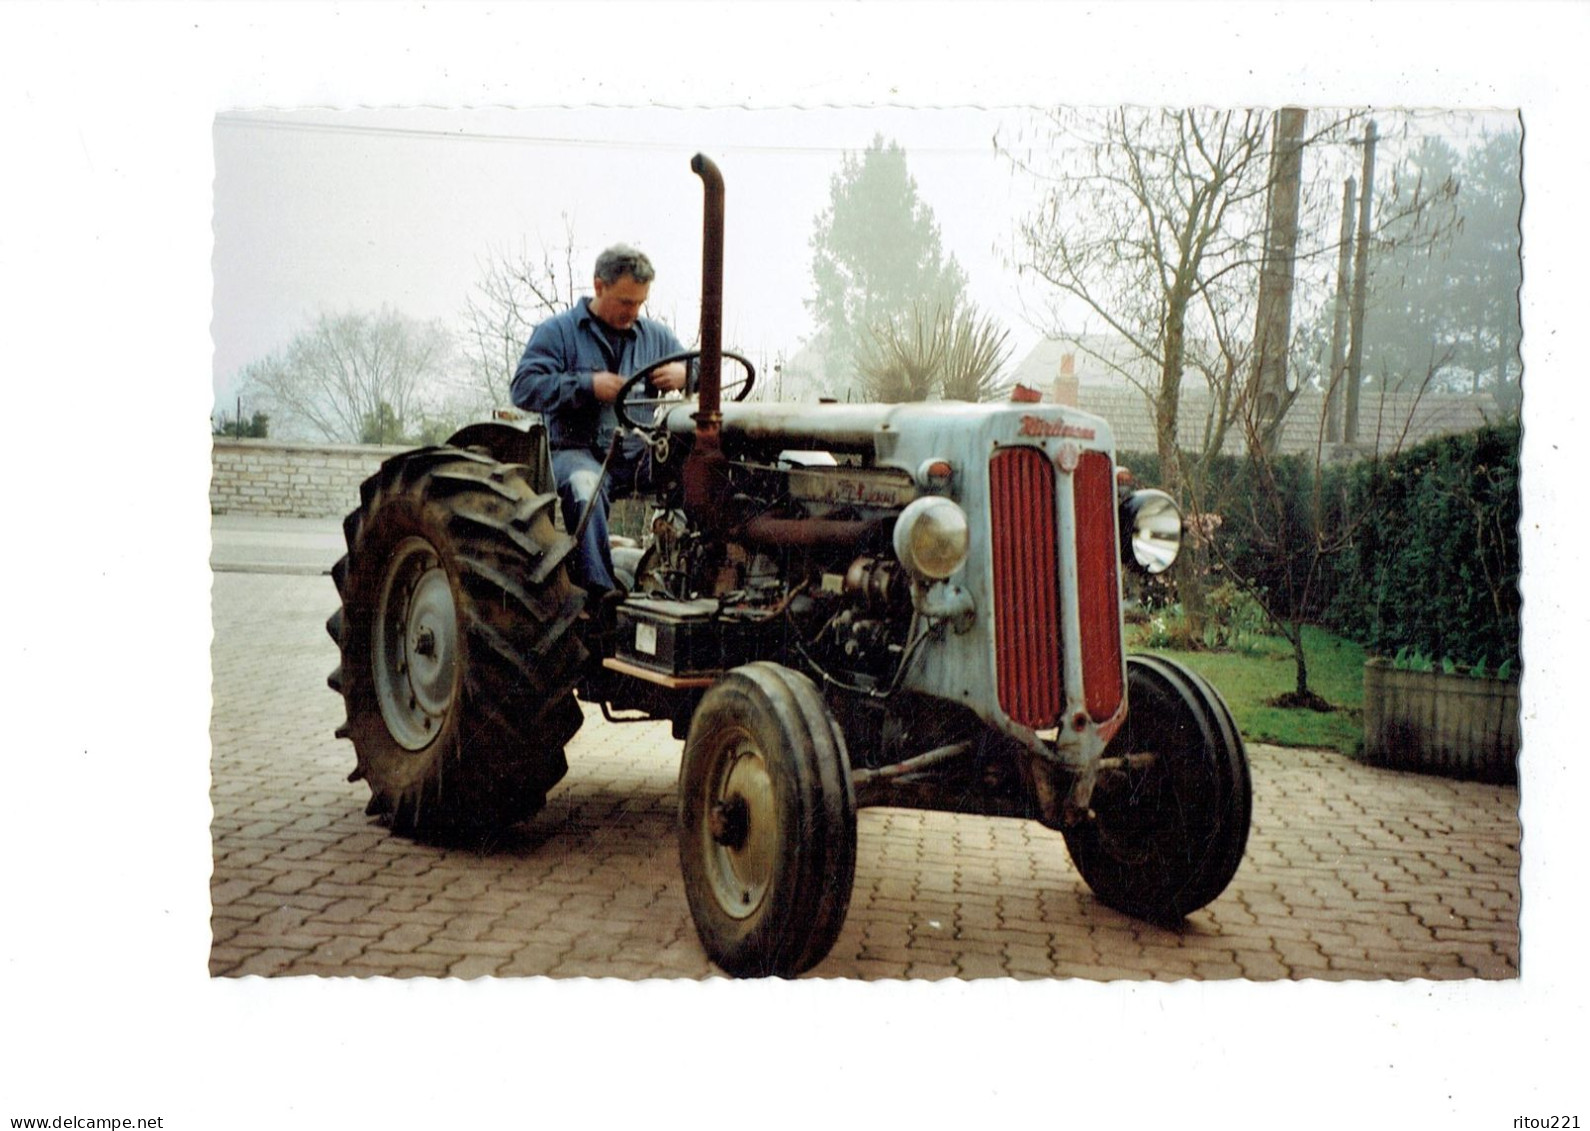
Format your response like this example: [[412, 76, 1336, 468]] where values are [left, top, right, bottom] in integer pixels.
[[551, 441, 653, 593]]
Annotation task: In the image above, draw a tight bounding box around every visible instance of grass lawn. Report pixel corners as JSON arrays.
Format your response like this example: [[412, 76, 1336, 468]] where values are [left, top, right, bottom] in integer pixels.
[[1128, 623, 1367, 755]]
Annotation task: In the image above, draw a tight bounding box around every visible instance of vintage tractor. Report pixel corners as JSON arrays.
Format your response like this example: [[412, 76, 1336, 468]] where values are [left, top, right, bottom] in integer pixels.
[[325, 154, 1251, 977]]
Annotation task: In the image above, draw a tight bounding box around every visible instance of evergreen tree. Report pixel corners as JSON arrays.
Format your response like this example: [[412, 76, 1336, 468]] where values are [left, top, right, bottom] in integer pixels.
[[212, 410, 270, 438], [807, 136, 967, 382], [1364, 127, 1522, 403]]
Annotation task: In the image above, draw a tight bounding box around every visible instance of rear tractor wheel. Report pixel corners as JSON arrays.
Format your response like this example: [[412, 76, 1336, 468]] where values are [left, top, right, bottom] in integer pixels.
[[326, 447, 589, 838]]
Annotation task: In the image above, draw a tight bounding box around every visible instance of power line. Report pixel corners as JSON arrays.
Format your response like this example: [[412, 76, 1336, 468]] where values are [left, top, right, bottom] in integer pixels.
[[212, 111, 1012, 156], [214, 107, 1516, 165]]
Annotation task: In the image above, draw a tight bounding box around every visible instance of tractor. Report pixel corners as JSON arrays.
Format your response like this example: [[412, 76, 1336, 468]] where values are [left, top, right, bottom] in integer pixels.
[[325, 154, 1251, 977]]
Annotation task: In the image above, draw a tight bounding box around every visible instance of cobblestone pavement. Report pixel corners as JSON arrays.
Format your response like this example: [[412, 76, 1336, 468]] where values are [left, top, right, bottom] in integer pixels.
[[211, 570, 1521, 981]]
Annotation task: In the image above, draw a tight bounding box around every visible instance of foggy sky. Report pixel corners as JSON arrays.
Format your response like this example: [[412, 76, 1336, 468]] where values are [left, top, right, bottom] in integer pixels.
[[211, 105, 1037, 410]]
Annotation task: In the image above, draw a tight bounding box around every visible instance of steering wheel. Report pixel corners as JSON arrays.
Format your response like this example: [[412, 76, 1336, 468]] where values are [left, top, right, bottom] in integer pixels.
[[613, 349, 757, 433]]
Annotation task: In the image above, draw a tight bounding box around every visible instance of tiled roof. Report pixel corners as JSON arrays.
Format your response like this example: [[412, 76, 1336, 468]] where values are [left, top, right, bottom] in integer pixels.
[[1016, 338, 1507, 459], [1073, 385, 1503, 459]]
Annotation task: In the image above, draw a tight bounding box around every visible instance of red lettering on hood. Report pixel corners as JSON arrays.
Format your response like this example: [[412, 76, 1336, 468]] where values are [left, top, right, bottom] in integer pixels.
[[1019, 415, 1096, 440]]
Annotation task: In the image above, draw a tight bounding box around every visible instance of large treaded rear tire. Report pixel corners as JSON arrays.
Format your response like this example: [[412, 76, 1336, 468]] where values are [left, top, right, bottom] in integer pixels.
[[327, 446, 588, 837], [1062, 654, 1251, 921]]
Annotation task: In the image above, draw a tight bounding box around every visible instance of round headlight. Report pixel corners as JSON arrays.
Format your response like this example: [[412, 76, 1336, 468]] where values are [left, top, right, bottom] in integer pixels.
[[1120, 489, 1183, 575], [893, 496, 970, 581]]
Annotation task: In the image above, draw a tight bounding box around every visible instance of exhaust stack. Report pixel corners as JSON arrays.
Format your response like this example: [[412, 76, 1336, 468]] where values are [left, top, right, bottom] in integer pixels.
[[683, 154, 728, 526], [690, 153, 725, 425]]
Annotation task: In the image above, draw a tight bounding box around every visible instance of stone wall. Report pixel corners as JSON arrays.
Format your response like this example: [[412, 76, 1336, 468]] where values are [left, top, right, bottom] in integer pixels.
[[211, 438, 409, 518]]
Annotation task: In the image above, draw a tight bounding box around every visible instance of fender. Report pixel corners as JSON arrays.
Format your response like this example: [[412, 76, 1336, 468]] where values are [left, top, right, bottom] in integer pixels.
[[444, 418, 556, 496]]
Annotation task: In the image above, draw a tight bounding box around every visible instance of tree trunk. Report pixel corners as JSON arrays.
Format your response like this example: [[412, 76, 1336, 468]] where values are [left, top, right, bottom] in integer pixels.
[[1325, 177, 1356, 444], [1180, 539, 1210, 645], [1344, 120, 1378, 443], [1252, 108, 1308, 454], [1160, 279, 1203, 637], [1156, 328, 1185, 496], [1292, 622, 1311, 698]]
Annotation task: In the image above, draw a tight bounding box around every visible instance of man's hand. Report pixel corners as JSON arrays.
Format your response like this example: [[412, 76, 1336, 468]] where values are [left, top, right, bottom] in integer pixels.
[[592, 362, 686, 404], [591, 370, 627, 403], [648, 361, 688, 393]]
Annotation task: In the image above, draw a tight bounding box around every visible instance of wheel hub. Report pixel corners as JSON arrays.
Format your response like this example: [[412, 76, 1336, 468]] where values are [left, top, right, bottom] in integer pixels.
[[373, 538, 460, 751], [703, 736, 777, 919], [709, 796, 750, 849]]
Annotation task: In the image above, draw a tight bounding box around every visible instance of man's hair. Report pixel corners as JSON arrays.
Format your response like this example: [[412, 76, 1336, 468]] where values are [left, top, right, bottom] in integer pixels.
[[594, 244, 656, 286]]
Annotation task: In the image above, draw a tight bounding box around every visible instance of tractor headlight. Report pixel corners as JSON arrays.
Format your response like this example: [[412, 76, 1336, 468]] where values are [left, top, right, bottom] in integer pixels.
[[1120, 489, 1182, 575], [893, 496, 970, 581]]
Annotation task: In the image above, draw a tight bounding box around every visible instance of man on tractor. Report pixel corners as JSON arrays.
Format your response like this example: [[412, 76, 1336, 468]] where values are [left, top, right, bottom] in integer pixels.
[[510, 243, 688, 597]]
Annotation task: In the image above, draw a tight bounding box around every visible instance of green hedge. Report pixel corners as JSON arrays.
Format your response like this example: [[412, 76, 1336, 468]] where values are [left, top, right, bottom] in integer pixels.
[[1118, 417, 1521, 670], [1326, 420, 1521, 669], [1115, 449, 1335, 618]]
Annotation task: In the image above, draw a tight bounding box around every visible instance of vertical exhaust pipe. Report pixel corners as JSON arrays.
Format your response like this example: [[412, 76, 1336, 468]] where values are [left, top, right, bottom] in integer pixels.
[[691, 153, 725, 422], [679, 154, 871, 551], [684, 154, 728, 526]]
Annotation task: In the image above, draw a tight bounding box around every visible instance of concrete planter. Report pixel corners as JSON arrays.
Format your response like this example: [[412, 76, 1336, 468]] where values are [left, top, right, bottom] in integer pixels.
[[1361, 658, 1519, 784]]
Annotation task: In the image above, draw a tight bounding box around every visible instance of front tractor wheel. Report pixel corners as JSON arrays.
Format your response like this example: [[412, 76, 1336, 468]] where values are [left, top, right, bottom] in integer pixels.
[[327, 447, 589, 838], [678, 663, 856, 977], [1062, 654, 1252, 922]]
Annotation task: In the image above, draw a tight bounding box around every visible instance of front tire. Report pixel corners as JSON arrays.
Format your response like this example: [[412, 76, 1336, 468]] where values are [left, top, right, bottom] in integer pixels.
[[327, 447, 588, 837], [1062, 654, 1251, 921], [678, 663, 856, 977]]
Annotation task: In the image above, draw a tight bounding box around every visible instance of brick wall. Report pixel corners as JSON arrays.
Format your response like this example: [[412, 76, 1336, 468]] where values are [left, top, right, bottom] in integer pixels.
[[211, 438, 410, 518]]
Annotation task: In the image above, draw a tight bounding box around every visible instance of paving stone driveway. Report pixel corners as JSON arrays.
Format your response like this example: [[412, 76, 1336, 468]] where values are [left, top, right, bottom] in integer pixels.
[[210, 569, 1521, 981]]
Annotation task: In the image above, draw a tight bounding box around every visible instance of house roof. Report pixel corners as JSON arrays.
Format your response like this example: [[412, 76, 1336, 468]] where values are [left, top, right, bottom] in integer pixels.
[[1011, 334, 1214, 392], [1012, 338, 1505, 458], [1072, 383, 1502, 459]]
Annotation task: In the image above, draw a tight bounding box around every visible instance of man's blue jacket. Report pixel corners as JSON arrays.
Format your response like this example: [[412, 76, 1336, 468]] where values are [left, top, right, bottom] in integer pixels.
[[510, 297, 686, 456]]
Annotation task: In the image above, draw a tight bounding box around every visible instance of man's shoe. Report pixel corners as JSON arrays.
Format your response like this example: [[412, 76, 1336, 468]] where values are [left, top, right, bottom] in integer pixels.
[[589, 586, 628, 633]]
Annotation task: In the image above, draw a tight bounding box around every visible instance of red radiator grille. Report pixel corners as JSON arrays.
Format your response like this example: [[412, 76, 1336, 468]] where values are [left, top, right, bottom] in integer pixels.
[[1074, 450, 1125, 721], [989, 447, 1062, 729]]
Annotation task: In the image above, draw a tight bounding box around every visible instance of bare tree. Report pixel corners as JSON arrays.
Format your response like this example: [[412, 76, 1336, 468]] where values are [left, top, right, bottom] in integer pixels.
[[1250, 107, 1309, 453], [240, 306, 451, 444], [1001, 107, 1274, 497], [1000, 107, 1456, 635], [1217, 347, 1448, 704], [1001, 108, 1281, 635], [458, 217, 582, 416]]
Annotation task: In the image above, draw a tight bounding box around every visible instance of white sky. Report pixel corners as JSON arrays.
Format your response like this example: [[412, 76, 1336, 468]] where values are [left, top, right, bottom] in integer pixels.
[[5, 3, 1588, 1129], [211, 104, 1040, 408]]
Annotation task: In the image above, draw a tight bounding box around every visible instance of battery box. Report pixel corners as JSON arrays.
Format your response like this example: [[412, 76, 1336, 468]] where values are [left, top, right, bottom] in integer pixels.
[[613, 597, 763, 678]]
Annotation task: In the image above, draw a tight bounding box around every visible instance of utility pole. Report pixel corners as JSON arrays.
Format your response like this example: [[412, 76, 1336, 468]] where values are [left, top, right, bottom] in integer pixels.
[[1325, 177, 1356, 444], [1252, 107, 1308, 454], [1344, 119, 1377, 444]]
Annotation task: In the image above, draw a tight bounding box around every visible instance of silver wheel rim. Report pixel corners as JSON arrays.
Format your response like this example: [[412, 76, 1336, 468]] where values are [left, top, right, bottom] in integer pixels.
[[373, 537, 459, 751], [702, 727, 777, 921]]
